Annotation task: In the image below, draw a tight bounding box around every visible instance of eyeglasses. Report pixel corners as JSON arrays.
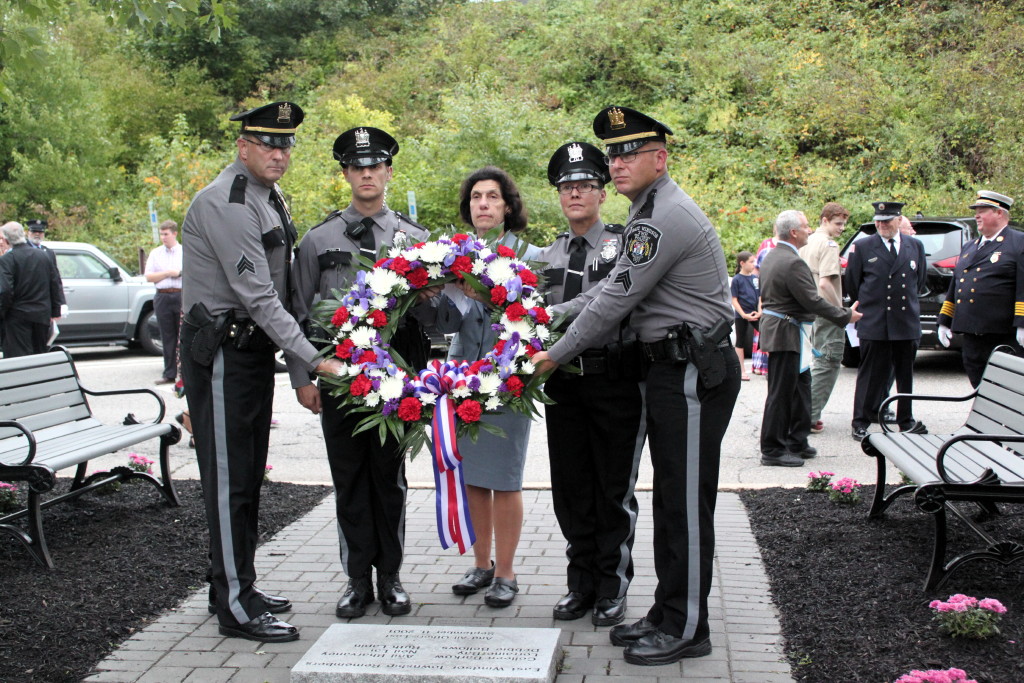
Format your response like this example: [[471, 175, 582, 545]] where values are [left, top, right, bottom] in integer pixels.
[[604, 148, 660, 165], [242, 137, 292, 153], [556, 183, 601, 195]]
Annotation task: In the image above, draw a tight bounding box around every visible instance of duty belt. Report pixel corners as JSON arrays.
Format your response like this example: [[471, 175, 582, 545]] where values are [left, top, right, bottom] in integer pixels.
[[156, 288, 181, 294], [559, 350, 608, 376], [642, 336, 730, 362]]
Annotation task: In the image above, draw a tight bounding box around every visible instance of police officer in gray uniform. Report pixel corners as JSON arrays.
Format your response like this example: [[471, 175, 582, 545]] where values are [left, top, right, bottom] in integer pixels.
[[538, 141, 646, 628], [533, 106, 741, 666], [288, 126, 439, 620], [180, 101, 343, 643]]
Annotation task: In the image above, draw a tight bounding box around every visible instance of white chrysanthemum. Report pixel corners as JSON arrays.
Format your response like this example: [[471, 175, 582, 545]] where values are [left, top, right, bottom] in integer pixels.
[[418, 393, 438, 406], [521, 295, 541, 309], [364, 393, 381, 407], [367, 268, 408, 296], [484, 257, 515, 285], [471, 260, 485, 275], [349, 326, 377, 348], [427, 265, 443, 279], [535, 325, 550, 341], [477, 373, 502, 396], [485, 396, 500, 411], [350, 304, 368, 319], [378, 376, 405, 401], [340, 321, 354, 333], [520, 360, 536, 375], [387, 246, 404, 259], [499, 318, 536, 342], [452, 385, 471, 399], [370, 295, 389, 310], [347, 364, 363, 376], [417, 241, 451, 264]]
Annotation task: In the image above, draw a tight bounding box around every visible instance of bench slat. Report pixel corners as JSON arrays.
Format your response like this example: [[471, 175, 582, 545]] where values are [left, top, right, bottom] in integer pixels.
[[0, 362, 77, 393], [0, 406, 97, 443], [0, 376, 82, 406], [0, 390, 89, 424]]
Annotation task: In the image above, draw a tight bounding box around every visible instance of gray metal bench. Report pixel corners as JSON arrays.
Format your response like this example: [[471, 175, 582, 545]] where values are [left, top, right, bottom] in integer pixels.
[[862, 349, 1024, 589], [0, 348, 181, 568]]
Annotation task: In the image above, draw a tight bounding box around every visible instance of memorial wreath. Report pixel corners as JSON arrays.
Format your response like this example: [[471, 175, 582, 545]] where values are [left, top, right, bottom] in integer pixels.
[[312, 232, 555, 553]]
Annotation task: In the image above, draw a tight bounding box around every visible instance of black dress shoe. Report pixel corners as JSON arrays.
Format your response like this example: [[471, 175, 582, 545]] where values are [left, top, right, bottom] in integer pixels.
[[553, 591, 596, 620], [336, 576, 374, 618], [452, 562, 494, 595], [218, 612, 299, 643], [794, 446, 817, 459], [484, 577, 518, 607], [852, 426, 869, 441], [609, 617, 657, 646], [208, 586, 291, 615], [901, 420, 928, 434], [760, 452, 803, 467], [592, 596, 627, 626], [623, 629, 711, 665], [377, 572, 412, 616]]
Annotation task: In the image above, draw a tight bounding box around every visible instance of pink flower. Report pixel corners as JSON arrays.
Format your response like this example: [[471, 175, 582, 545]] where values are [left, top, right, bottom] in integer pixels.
[[979, 598, 1007, 614]]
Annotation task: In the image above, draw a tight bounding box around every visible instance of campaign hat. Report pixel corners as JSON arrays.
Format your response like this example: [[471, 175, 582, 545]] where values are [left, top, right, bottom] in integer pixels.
[[230, 101, 304, 148], [547, 141, 610, 186], [332, 127, 399, 167], [592, 106, 672, 156]]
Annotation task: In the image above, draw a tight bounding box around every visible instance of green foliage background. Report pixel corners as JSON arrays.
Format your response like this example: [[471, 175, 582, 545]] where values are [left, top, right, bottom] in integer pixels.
[[1, 0, 1022, 269]]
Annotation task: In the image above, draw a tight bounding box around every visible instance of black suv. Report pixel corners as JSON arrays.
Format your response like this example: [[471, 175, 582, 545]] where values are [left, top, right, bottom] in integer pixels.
[[839, 215, 1024, 365]]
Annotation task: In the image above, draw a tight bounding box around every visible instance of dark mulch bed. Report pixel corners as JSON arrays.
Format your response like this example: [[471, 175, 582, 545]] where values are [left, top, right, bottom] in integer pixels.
[[740, 486, 1024, 683], [0, 478, 330, 683]]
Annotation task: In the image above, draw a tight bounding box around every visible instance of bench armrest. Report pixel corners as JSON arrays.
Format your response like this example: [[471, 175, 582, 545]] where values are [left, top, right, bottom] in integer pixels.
[[879, 390, 977, 433], [0, 420, 38, 467], [934, 432, 1024, 484], [80, 386, 167, 424]]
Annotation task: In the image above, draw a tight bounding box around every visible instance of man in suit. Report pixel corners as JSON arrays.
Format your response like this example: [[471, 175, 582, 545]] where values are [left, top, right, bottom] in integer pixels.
[[937, 190, 1024, 387], [846, 201, 929, 441], [0, 222, 63, 357], [758, 210, 860, 466]]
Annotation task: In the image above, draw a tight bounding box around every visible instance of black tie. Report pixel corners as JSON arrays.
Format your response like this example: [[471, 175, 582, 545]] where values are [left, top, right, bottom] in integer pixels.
[[269, 188, 297, 259], [887, 238, 896, 255], [346, 216, 377, 259], [563, 236, 587, 301]]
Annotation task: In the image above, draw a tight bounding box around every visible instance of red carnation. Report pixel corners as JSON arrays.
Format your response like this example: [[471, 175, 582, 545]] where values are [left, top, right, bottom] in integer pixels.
[[350, 374, 372, 396], [468, 359, 488, 375], [451, 233, 470, 243], [407, 268, 429, 288], [375, 258, 389, 268], [368, 310, 388, 328], [456, 399, 482, 422], [493, 339, 506, 355], [531, 306, 550, 324], [505, 302, 528, 322], [356, 349, 377, 365], [505, 376, 524, 397], [497, 245, 516, 258], [397, 397, 422, 422], [490, 285, 508, 305], [389, 257, 412, 275], [335, 339, 355, 359], [524, 345, 538, 358], [519, 269, 538, 287], [332, 307, 351, 326], [450, 255, 473, 279]]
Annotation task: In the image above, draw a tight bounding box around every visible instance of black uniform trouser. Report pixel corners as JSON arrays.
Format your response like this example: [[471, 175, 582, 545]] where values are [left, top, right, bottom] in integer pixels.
[[2, 316, 49, 357], [961, 332, 1021, 388], [760, 351, 811, 456], [153, 291, 181, 381], [181, 324, 275, 627], [641, 351, 740, 641], [321, 387, 407, 579], [852, 338, 918, 429], [544, 370, 646, 599]]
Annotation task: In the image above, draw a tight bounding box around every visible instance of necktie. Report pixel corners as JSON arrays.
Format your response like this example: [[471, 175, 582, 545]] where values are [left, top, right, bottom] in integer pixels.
[[887, 238, 896, 255], [268, 188, 297, 259], [563, 236, 587, 301], [346, 216, 377, 259]]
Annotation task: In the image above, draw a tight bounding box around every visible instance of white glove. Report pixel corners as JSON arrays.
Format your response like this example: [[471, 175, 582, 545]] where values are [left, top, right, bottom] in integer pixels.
[[1017, 327, 1024, 347], [937, 324, 952, 348]]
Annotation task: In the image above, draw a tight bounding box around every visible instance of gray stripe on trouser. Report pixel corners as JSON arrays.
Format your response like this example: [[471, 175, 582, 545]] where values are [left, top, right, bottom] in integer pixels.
[[395, 463, 407, 569], [611, 386, 648, 598], [212, 349, 248, 625], [682, 363, 702, 641]]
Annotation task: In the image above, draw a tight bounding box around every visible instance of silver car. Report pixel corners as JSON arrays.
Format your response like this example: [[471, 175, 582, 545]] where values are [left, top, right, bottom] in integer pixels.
[[47, 241, 161, 355]]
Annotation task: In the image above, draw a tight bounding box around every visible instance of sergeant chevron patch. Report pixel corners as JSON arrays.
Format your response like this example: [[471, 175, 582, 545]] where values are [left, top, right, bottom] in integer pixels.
[[614, 269, 633, 293], [236, 254, 256, 276]]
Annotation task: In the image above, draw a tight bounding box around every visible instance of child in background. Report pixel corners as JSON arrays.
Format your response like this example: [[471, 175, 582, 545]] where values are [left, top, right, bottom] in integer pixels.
[[731, 251, 761, 381]]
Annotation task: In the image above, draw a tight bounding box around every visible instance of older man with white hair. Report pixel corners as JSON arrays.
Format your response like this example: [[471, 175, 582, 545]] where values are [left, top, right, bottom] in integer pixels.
[[0, 222, 63, 357], [938, 190, 1024, 386]]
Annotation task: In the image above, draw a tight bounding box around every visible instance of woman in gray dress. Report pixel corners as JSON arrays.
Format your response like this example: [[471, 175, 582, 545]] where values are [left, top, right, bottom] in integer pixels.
[[436, 166, 541, 608]]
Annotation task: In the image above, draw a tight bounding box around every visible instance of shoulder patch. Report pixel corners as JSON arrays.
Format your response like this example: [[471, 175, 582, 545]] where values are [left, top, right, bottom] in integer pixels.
[[236, 254, 255, 276], [229, 175, 247, 204], [624, 223, 662, 266], [605, 223, 625, 234]]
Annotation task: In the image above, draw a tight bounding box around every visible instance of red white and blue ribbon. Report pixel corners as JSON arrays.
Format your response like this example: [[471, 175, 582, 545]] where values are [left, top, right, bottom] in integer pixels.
[[419, 361, 475, 553]]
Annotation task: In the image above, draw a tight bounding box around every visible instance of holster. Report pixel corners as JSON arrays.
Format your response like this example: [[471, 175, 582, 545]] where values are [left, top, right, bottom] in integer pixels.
[[679, 319, 732, 389], [184, 303, 233, 366], [605, 339, 642, 382], [229, 319, 275, 352]]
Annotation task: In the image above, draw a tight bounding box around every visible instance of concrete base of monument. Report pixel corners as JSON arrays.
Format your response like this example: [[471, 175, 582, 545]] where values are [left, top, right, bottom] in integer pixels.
[[290, 624, 561, 683]]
